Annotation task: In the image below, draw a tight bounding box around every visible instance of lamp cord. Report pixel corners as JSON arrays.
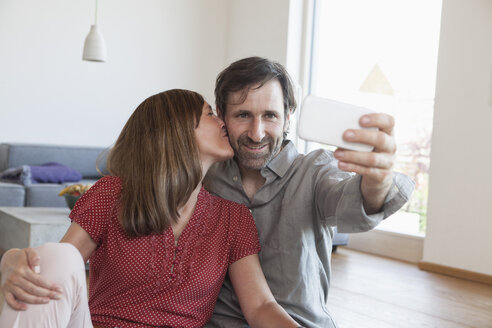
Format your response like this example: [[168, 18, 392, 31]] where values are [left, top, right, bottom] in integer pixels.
[[94, 0, 99, 25]]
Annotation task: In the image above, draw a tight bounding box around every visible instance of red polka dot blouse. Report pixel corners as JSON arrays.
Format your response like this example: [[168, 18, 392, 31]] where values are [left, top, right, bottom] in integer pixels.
[[69, 176, 261, 328]]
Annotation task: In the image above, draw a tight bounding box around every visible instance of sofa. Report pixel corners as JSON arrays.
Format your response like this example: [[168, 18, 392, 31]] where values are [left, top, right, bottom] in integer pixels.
[[0, 143, 108, 207]]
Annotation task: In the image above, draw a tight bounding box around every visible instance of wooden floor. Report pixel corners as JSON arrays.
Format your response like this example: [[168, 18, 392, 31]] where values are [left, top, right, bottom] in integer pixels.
[[328, 247, 492, 328], [1, 248, 491, 327]]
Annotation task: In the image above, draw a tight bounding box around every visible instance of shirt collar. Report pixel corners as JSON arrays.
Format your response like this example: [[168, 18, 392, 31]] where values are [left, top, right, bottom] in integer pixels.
[[264, 140, 298, 178]]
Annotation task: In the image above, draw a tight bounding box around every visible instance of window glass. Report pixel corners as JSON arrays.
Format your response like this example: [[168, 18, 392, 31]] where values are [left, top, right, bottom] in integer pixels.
[[307, 0, 443, 235]]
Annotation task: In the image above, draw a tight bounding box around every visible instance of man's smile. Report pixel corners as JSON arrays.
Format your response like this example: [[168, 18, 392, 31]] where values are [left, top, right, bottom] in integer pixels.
[[244, 144, 267, 150]]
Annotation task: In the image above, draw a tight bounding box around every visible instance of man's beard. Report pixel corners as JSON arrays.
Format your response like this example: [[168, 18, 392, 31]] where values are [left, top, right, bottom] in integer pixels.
[[233, 134, 283, 170]]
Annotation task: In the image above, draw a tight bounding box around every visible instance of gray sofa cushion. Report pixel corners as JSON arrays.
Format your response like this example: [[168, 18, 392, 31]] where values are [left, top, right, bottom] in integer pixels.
[[26, 184, 67, 207], [0, 182, 25, 206], [0, 143, 108, 179], [25, 179, 100, 207]]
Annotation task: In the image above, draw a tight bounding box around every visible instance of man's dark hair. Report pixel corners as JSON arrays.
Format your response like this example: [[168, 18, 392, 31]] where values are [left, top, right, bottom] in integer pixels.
[[215, 56, 297, 117]]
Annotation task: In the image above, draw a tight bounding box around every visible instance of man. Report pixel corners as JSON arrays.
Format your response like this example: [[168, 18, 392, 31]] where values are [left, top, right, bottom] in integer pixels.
[[204, 57, 414, 327]]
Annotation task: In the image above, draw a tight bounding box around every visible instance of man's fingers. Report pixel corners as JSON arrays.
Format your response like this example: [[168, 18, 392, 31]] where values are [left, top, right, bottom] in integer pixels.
[[334, 149, 394, 170], [343, 129, 396, 153], [360, 113, 395, 135], [338, 112, 397, 182]]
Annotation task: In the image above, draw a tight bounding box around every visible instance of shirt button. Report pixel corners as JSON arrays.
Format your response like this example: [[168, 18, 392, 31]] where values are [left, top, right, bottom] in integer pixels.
[[249, 209, 253, 213], [233, 176, 238, 182]]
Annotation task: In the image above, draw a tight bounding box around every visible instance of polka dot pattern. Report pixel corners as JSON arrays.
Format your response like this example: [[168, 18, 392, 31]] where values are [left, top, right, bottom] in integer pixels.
[[69, 176, 261, 328]]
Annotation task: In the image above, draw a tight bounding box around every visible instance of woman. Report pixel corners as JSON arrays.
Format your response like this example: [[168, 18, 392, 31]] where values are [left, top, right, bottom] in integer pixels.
[[0, 89, 300, 327]]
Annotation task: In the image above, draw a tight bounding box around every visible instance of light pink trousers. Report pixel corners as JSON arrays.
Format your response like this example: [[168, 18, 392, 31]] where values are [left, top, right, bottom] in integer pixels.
[[0, 242, 93, 328]]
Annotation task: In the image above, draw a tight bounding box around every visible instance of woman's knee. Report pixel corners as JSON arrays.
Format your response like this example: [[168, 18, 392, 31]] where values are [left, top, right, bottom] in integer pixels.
[[35, 243, 85, 282], [0, 243, 90, 328]]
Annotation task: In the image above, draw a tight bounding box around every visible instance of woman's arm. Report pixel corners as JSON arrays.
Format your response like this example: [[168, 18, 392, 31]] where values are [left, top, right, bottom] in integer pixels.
[[59, 222, 97, 262], [229, 254, 300, 328], [0, 222, 96, 310]]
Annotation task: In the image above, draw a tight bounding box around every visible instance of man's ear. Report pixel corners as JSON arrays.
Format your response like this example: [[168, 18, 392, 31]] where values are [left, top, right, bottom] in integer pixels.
[[283, 109, 292, 132]]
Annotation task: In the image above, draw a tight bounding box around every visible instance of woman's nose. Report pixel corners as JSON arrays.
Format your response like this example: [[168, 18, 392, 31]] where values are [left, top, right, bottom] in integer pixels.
[[216, 116, 225, 128]]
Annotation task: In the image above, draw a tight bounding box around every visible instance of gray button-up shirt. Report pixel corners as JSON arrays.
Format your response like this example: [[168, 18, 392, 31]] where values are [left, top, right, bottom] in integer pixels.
[[204, 141, 414, 328]]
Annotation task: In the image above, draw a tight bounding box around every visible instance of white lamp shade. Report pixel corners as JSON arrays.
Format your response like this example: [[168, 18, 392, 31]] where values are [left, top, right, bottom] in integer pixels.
[[83, 25, 107, 62]]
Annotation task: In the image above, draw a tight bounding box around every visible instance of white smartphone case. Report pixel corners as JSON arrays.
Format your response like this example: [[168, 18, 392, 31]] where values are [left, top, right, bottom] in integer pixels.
[[297, 95, 376, 152]]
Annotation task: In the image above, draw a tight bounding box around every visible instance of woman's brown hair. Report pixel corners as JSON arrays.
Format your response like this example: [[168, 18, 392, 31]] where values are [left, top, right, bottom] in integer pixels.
[[107, 89, 204, 237]]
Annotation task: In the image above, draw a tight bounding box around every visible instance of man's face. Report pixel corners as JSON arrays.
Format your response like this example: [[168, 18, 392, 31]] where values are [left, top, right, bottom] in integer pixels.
[[221, 79, 290, 171]]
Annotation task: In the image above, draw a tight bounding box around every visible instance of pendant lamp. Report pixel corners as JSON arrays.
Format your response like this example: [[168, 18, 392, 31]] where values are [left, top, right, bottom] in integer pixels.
[[83, 0, 106, 62]]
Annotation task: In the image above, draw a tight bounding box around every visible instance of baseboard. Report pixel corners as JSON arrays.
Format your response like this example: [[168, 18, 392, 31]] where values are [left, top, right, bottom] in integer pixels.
[[344, 228, 424, 263], [418, 261, 492, 286]]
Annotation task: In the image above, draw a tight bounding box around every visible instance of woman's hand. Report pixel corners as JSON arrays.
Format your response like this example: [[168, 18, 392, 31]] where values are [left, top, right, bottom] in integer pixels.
[[0, 247, 63, 310], [0, 222, 96, 311]]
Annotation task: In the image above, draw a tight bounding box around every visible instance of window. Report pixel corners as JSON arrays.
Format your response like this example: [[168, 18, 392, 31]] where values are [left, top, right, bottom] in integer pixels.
[[306, 0, 442, 235]]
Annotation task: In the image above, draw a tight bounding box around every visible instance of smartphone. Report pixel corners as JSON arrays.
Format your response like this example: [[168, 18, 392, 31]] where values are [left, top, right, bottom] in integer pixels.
[[297, 95, 376, 152]]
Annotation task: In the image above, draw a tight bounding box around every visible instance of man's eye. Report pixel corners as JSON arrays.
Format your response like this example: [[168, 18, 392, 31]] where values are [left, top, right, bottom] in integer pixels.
[[265, 113, 277, 119], [237, 113, 249, 118]]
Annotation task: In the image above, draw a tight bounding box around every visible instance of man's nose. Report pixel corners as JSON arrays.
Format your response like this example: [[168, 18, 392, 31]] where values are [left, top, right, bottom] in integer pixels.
[[247, 118, 265, 142]]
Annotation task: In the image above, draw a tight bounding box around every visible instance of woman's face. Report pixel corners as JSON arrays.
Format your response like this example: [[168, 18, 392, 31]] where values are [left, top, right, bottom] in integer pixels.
[[195, 102, 234, 169]]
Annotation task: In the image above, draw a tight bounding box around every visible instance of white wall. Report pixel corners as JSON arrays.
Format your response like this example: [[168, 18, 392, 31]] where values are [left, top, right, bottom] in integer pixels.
[[423, 0, 492, 275], [0, 0, 297, 148], [0, 0, 228, 147], [225, 0, 290, 65]]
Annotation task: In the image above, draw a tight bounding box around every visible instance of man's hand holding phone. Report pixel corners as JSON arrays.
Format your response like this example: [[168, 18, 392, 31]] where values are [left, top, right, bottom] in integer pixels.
[[298, 95, 396, 214]]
